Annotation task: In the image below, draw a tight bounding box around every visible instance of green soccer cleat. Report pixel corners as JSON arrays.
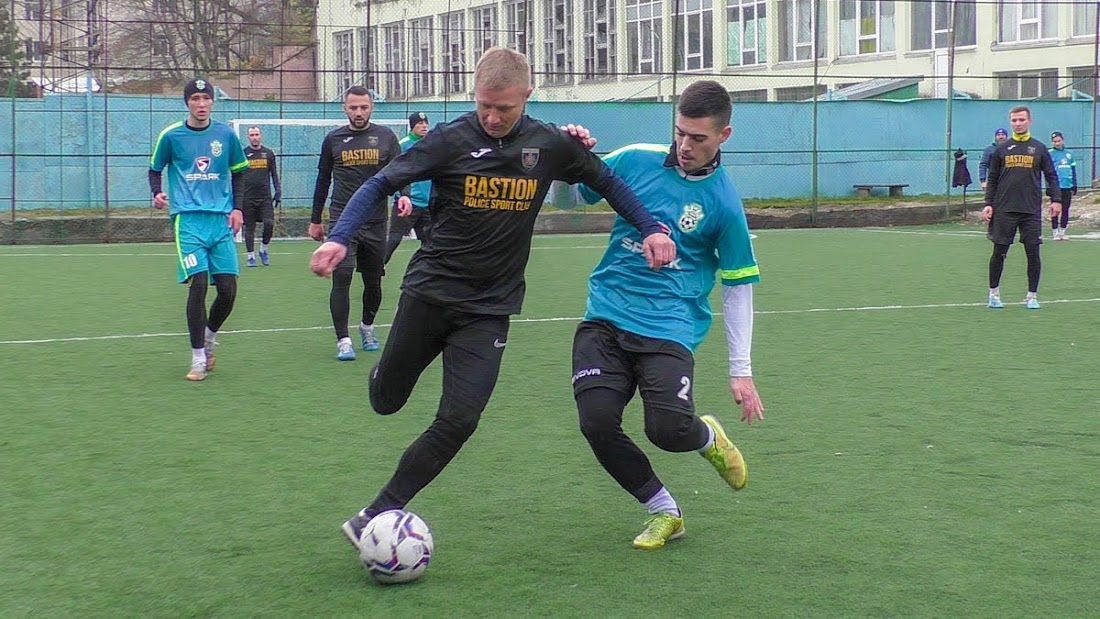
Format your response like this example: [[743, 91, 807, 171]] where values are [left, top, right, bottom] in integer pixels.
[[700, 415, 748, 490], [632, 513, 685, 550]]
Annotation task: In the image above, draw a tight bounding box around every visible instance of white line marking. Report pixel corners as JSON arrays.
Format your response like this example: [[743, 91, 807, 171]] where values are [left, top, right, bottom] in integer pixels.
[[5, 298, 1100, 345]]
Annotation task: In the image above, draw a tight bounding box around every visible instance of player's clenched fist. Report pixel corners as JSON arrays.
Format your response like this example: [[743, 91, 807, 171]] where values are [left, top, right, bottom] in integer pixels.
[[310, 241, 348, 277], [642, 232, 677, 270]]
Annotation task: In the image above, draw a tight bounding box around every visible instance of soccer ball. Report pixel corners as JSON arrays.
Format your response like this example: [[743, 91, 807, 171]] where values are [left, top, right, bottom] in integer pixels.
[[358, 509, 434, 584]]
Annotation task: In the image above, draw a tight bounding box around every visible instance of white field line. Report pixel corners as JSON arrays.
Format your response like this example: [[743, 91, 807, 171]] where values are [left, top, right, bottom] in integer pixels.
[[5, 297, 1100, 345]]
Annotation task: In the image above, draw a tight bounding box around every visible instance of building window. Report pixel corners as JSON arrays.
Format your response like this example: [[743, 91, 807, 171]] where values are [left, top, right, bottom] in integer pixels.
[[730, 88, 767, 102], [410, 18, 433, 97], [357, 27, 378, 92], [775, 84, 826, 101], [676, 0, 713, 71], [997, 69, 1059, 99], [541, 0, 574, 86], [912, 0, 975, 50], [504, 0, 534, 59], [626, 0, 662, 73], [999, 0, 1057, 43], [1072, 2, 1097, 37], [583, 0, 617, 79], [25, 0, 42, 20], [152, 33, 170, 58], [383, 22, 404, 100], [441, 11, 466, 94], [24, 39, 43, 62], [778, 0, 826, 61], [334, 30, 354, 95], [727, 0, 766, 66], [473, 5, 498, 58], [1069, 67, 1096, 97], [840, 0, 895, 56]]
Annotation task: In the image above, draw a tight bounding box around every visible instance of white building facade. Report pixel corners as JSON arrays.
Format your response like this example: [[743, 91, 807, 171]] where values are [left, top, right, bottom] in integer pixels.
[[314, 0, 1099, 102]]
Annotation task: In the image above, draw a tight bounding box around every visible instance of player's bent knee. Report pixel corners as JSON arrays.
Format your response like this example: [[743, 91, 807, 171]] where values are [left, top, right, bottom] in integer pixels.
[[576, 387, 628, 442], [643, 405, 698, 452], [212, 274, 237, 299], [331, 266, 354, 288]]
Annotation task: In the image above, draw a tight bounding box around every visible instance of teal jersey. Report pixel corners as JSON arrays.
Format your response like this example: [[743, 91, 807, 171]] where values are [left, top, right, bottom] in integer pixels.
[[397, 132, 432, 208], [1051, 147, 1076, 189], [150, 120, 248, 215], [579, 144, 759, 352]]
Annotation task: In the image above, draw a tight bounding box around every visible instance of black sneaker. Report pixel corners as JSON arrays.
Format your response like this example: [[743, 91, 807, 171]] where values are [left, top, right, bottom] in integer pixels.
[[341, 509, 374, 551]]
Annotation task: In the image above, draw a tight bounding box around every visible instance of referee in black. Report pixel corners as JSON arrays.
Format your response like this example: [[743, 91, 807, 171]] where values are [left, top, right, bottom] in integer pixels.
[[980, 105, 1061, 309], [310, 46, 677, 550]]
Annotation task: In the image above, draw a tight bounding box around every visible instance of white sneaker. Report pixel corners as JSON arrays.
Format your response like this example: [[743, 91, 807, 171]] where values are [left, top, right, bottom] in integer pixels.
[[336, 338, 357, 361]]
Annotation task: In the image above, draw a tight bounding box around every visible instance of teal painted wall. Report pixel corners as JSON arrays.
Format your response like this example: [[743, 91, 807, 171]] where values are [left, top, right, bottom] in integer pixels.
[[0, 95, 1093, 209]]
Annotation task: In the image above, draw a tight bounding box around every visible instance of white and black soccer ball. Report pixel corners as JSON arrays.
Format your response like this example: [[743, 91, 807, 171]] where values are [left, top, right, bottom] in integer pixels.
[[358, 509, 434, 584]]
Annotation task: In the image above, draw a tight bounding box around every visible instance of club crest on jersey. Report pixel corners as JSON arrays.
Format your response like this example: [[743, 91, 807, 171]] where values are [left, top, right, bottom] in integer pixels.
[[521, 148, 540, 170], [368, 136, 378, 147], [1027, 146, 1036, 155], [210, 140, 223, 156], [678, 203, 705, 233], [195, 157, 211, 172]]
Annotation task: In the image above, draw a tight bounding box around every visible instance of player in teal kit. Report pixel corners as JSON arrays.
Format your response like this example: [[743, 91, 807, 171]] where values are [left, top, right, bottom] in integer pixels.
[[150, 77, 249, 381], [569, 80, 765, 550]]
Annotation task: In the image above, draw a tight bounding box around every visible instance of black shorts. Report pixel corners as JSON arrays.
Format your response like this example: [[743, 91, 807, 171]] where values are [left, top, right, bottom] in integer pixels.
[[242, 197, 273, 223], [990, 210, 1042, 246], [571, 320, 696, 413], [336, 221, 386, 275]]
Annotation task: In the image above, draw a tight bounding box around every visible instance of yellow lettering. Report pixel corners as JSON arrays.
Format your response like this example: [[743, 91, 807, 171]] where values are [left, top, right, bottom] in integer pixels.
[[464, 176, 478, 197]]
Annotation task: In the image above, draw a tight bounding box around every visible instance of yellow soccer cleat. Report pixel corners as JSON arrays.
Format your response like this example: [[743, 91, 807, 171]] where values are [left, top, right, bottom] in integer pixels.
[[632, 513, 685, 550], [700, 415, 748, 490]]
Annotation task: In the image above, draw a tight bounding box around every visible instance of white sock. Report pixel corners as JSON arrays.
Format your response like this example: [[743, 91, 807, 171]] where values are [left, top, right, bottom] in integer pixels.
[[261, 243, 269, 252], [989, 287, 1000, 297], [204, 327, 217, 346], [1026, 291, 1037, 300], [191, 348, 206, 365], [696, 423, 716, 455], [360, 322, 373, 333], [643, 487, 681, 517], [247, 251, 255, 259], [338, 336, 353, 346]]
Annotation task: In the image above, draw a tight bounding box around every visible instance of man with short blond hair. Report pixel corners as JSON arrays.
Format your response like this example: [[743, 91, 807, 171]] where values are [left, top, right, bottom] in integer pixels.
[[310, 46, 677, 555], [980, 105, 1061, 309]]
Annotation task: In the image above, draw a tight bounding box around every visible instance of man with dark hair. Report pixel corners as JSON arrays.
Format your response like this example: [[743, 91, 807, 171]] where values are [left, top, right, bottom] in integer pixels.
[[384, 112, 433, 264], [1049, 131, 1077, 241], [242, 126, 281, 266], [567, 79, 763, 550], [979, 127, 1008, 191], [309, 47, 676, 553], [309, 86, 401, 359], [980, 106, 1061, 309], [150, 77, 249, 381]]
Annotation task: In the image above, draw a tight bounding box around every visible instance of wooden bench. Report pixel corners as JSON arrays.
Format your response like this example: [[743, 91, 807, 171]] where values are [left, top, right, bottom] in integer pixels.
[[853, 183, 909, 197]]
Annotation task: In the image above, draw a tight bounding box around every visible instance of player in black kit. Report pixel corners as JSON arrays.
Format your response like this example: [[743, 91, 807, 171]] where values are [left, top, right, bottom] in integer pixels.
[[241, 126, 281, 267], [309, 86, 401, 359], [980, 106, 1061, 310], [310, 47, 677, 551]]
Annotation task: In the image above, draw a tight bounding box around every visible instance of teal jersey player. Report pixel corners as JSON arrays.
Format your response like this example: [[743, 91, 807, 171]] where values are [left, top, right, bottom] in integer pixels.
[[397, 132, 431, 208], [578, 144, 759, 353], [149, 77, 249, 382], [1052, 146, 1077, 190], [151, 120, 248, 215]]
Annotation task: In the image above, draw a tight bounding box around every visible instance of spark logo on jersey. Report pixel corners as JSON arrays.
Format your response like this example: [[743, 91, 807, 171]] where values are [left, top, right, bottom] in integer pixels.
[[621, 236, 682, 270], [678, 203, 705, 233], [185, 156, 221, 181], [462, 175, 539, 211]]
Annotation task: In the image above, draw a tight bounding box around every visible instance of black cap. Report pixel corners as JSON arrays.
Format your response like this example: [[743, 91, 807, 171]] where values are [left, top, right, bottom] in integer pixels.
[[1051, 131, 1063, 140], [409, 112, 428, 128], [184, 77, 216, 101]]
